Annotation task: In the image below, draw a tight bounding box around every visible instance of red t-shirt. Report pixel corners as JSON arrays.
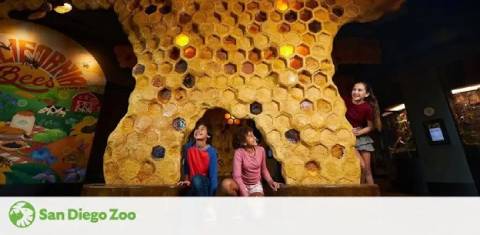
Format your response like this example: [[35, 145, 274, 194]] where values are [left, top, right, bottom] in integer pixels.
[[344, 96, 373, 128], [186, 146, 210, 179]]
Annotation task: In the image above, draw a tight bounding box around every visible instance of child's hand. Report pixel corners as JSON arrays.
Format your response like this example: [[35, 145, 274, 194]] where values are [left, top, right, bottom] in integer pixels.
[[177, 180, 191, 187], [353, 128, 362, 136], [269, 181, 280, 191]]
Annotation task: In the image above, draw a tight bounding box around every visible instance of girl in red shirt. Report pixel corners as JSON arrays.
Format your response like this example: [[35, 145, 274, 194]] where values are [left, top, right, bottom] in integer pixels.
[[344, 82, 381, 184]]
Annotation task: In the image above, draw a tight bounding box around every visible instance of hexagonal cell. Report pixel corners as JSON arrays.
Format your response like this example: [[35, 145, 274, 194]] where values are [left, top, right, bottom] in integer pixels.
[[314, 8, 329, 21], [263, 47, 278, 60], [331, 144, 345, 159], [183, 73, 195, 88], [289, 55, 303, 70], [151, 145, 165, 159], [158, 88, 172, 103], [132, 64, 145, 75], [317, 99, 332, 113], [272, 58, 286, 70], [332, 6, 344, 17], [255, 63, 270, 77], [223, 35, 237, 46], [324, 85, 337, 99], [216, 48, 228, 61], [159, 62, 173, 74], [285, 129, 300, 143], [206, 34, 221, 45], [279, 44, 294, 58], [241, 61, 254, 74], [151, 75, 165, 88], [179, 12, 192, 24], [248, 23, 261, 34], [296, 44, 310, 56], [174, 87, 187, 102], [234, 49, 246, 61], [313, 72, 328, 86], [159, 4, 172, 14], [291, 21, 306, 33], [224, 63, 237, 75], [278, 70, 298, 88], [278, 23, 291, 33], [144, 4, 157, 15], [289, 0, 304, 10], [284, 10, 297, 23], [248, 48, 262, 63], [300, 99, 314, 112], [172, 117, 186, 131], [169, 47, 181, 60], [305, 0, 319, 9], [199, 47, 213, 59], [299, 9, 313, 21], [174, 59, 188, 73], [298, 70, 312, 85], [246, 1, 259, 11], [305, 57, 320, 71], [305, 160, 320, 171], [306, 86, 321, 100], [308, 20, 322, 33], [255, 11, 267, 22], [183, 46, 196, 59], [302, 33, 316, 44], [270, 11, 282, 22], [250, 102, 263, 115]]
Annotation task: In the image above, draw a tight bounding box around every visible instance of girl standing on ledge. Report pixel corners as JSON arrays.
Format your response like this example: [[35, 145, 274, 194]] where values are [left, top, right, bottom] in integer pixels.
[[221, 126, 280, 196], [344, 82, 381, 184], [178, 121, 218, 196]]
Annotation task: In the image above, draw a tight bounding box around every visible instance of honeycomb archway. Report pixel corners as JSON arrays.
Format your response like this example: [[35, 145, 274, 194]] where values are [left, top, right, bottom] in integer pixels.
[[1, 0, 403, 185]]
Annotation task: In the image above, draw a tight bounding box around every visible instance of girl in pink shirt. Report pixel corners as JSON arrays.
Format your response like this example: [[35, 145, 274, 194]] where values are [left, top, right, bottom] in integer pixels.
[[221, 127, 280, 196]]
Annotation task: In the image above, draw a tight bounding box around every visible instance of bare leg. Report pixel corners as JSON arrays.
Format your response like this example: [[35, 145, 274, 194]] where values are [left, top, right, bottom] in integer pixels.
[[221, 178, 238, 196], [360, 151, 374, 184], [355, 149, 366, 184]]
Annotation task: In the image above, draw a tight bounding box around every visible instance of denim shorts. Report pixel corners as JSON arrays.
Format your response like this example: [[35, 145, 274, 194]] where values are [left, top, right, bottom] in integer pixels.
[[355, 136, 375, 152]]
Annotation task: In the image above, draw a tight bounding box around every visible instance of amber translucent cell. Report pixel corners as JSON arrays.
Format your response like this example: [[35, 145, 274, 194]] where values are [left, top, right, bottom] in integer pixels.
[[270, 11, 283, 22], [248, 23, 261, 34], [284, 10, 297, 22], [158, 88, 172, 103], [263, 47, 278, 60], [296, 44, 310, 56], [169, 47, 180, 60], [298, 70, 312, 85], [308, 20, 322, 33], [223, 35, 236, 46], [289, 1, 304, 11], [216, 48, 228, 60], [159, 62, 173, 74], [179, 12, 192, 24], [183, 74, 195, 88], [285, 129, 300, 143], [278, 23, 291, 33], [224, 63, 237, 75], [317, 99, 332, 113], [183, 46, 196, 59], [331, 144, 345, 159], [151, 75, 165, 88], [299, 9, 313, 21], [174, 88, 187, 101], [305, 160, 320, 171], [248, 48, 262, 63], [313, 72, 328, 86], [246, 1, 259, 11], [255, 11, 267, 22], [199, 47, 213, 59], [300, 99, 314, 111], [289, 56, 303, 70], [174, 59, 188, 73], [305, 0, 319, 9], [241, 62, 254, 74]]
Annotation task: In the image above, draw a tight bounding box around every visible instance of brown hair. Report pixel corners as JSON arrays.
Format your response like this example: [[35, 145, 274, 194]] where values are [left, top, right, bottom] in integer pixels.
[[233, 126, 253, 149], [355, 82, 382, 132]]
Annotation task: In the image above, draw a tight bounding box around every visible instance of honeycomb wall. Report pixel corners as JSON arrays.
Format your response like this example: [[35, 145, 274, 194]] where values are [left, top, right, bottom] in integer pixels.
[[1, 0, 403, 185]]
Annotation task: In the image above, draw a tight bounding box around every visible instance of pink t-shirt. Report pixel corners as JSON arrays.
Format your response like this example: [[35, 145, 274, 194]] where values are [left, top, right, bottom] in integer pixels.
[[233, 146, 274, 196]]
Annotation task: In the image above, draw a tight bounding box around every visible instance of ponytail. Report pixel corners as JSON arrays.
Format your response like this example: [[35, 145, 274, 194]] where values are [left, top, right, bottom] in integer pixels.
[[357, 82, 382, 132]]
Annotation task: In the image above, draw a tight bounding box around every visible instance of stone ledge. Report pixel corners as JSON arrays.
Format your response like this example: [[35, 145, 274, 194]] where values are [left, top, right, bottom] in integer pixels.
[[82, 184, 380, 196]]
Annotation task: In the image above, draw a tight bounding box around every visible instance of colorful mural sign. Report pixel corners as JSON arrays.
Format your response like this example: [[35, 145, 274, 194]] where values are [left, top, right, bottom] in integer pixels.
[[0, 19, 106, 184]]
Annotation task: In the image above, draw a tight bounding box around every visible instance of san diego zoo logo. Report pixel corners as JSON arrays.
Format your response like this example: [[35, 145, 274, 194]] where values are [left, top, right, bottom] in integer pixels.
[[9, 201, 35, 228], [8, 200, 136, 228]]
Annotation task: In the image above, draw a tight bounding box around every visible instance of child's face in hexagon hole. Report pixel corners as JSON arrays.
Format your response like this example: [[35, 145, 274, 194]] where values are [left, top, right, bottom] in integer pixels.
[[193, 124, 209, 141]]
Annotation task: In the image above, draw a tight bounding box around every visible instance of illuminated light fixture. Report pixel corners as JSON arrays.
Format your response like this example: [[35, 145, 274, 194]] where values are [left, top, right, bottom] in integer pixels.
[[54, 2, 72, 14], [381, 111, 393, 117], [385, 103, 406, 112], [279, 44, 294, 58], [175, 34, 190, 47], [224, 113, 231, 119], [451, 83, 480, 94], [275, 0, 289, 12]]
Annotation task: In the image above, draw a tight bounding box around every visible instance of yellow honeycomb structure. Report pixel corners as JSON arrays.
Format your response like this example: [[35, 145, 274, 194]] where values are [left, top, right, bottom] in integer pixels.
[[0, 0, 403, 185]]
